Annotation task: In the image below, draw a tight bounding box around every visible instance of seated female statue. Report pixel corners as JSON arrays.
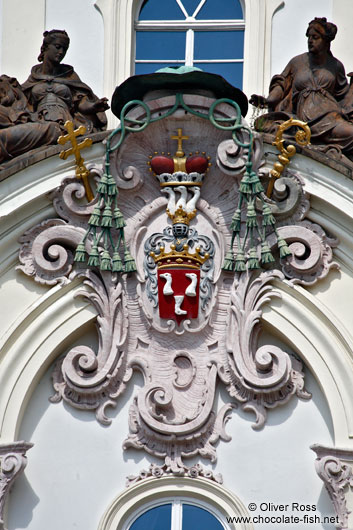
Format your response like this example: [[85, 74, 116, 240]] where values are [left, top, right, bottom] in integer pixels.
[[0, 75, 59, 165], [250, 17, 353, 161], [22, 29, 109, 134]]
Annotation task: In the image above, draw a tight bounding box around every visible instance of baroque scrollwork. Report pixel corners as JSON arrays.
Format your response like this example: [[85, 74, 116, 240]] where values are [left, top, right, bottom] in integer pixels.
[[312, 445, 353, 529], [220, 270, 311, 430], [126, 462, 223, 487], [51, 269, 130, 425], [17, 89, 339, 473], [0, 442, 33, 530]]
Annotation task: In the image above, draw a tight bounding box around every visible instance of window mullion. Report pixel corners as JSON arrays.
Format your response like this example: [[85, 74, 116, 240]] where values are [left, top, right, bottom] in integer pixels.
[[175, 0, 189, 18], [171, 500, 183, 530], [185, 29, 194, 66], [193, 0, 207, 18]]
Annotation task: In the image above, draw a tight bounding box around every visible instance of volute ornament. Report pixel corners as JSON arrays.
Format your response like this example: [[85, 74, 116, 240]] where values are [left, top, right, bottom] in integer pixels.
[[17, 72, 338, 474]]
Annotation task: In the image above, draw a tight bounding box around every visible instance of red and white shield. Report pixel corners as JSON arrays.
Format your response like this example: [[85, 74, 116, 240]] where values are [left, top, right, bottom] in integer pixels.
[[157, 269, 200, 324]]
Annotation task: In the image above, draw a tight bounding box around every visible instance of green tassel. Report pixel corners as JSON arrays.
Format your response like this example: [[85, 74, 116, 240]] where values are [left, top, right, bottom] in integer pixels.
[[107, 174, 117, 196], [124, 249, 137, 273], [249, 171, 264, 194], [89, 205, 101, 226], [74, 241, 87, 263], [247, 247, 260, 270], [234, 249, 246, 272], [246, 202, 257, 228], [88, 245, 100, 267], [101, 205, 113, 227], [230, 208, 241, 233], [277, 237, 292, 258], [112, 251, 123, 272], [262, 203, 276, 226], [113, 207, 126, 228], [97, 173, 109, 195], [239, 171, 251, 195], [100, 249, 112, 271], [261, 241, 275, 264], [222, 249, 235, 271]]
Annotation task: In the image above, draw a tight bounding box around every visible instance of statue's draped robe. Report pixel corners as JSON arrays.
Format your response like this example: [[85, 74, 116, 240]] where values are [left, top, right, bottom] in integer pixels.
[[22, 64, 107, 134], [260, 52, 353, 158]]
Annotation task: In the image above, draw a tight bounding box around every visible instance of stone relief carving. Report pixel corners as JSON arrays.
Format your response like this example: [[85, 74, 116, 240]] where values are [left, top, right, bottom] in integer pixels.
[[0, 442, 32, 530], [17, 89, 338, 473], [126, 462, 223, 488], [312, 445, 353, 529]]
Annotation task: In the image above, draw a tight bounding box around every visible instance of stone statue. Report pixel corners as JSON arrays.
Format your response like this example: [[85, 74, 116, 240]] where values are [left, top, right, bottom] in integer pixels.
[[250, 17, 353, 161], [0, 29, 109, 166], [0, 75, 59, 165], [22, 29, 109, 134]]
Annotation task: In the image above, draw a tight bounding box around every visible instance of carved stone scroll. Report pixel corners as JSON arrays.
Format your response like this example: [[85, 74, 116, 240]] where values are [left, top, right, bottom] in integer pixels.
[[17, 90, 339, 473], [0, 442, 33, 530], [312, 445, 353, 529]]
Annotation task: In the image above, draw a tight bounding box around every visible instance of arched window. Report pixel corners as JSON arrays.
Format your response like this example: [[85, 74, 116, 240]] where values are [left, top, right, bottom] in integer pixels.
[[128, 500, 226, 530], [135, 0, 245, 88], [98, 476, 253, 530]]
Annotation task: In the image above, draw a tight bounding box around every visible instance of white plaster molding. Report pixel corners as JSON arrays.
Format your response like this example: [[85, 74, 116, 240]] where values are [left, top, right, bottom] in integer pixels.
[[0, 144, 105, 219], [94, 0, 144, 129], [311, 444, 353, 529], [263, 282, 353, 446], [0, 282, 96, 441], [98, 476, 254, 530], [242, 0, 284, 99]]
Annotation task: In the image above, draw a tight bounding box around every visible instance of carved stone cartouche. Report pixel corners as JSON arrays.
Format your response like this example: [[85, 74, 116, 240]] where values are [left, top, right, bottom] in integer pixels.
[[17, 86, 338, 476]]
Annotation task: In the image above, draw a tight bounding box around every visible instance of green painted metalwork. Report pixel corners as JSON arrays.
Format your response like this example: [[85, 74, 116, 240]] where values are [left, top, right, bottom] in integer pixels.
[[74, 91, 291, 274]]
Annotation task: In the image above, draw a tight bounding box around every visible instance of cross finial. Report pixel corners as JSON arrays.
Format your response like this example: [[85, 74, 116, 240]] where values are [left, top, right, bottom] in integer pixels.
[[58, 121, 94, 201], [171, 128, 189, 158]]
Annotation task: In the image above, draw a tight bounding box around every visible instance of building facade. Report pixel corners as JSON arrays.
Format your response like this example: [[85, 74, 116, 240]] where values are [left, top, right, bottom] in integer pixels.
[[1, 1, 353, 529]]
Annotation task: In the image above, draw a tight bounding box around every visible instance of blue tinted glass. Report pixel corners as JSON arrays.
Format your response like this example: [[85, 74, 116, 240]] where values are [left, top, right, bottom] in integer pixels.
[[136, 31, 186, 60], [194, 31, 244, 60], [135, 62, 183, 75], [139, 0, 185, 20], [182, 504, 224, 530], [130, 504, 172, 530], [197, 0, 243, 19], [181, 0, 202, 16], [194, 61, 243, 88]]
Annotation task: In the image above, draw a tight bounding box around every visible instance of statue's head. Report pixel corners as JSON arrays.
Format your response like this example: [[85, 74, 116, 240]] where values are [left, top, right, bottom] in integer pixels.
[[38, 29, 70, 63], [306, 17, 337, 51]]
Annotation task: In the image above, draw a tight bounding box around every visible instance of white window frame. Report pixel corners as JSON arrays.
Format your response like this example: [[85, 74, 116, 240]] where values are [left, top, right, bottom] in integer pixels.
[[125, 496, 228, 530], [94, 0, 284, 127], [98, 475, 254, 530], [135, 0, 245, 70]]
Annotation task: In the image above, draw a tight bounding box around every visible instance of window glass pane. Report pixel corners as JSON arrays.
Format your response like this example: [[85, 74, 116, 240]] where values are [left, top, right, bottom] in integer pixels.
[[194, 62, 243, 88], [194, 31, 244, 60], [139, 0, 185, 20], [196, 0, 243, 19], [130, 504, 172, 530], [182, 504, 224, 530], [136, 31, 186, 60], [180, 0, 203, 17], [135, 62, 184, 75]]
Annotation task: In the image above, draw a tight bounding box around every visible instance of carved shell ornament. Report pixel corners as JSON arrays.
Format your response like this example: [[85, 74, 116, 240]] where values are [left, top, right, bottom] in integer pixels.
[[18, 78, 338, 478]]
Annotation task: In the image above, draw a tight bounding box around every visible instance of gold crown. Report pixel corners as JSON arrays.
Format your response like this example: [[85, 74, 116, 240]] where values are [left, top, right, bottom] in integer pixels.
[[166, 205, 196, 226], [150, 243, 209, 270]]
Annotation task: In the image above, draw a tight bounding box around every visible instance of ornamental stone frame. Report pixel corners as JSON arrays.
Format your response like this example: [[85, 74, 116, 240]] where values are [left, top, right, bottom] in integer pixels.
[[15, 90, 338, 477]]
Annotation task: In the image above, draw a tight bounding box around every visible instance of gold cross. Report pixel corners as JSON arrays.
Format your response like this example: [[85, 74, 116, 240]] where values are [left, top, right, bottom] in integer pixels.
[[58, 120, 94, 202], [171, 128, 189, 158]]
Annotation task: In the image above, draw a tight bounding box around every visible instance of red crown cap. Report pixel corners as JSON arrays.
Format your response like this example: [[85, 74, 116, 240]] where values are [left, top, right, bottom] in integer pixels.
[[150, 154, 208, 175]]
